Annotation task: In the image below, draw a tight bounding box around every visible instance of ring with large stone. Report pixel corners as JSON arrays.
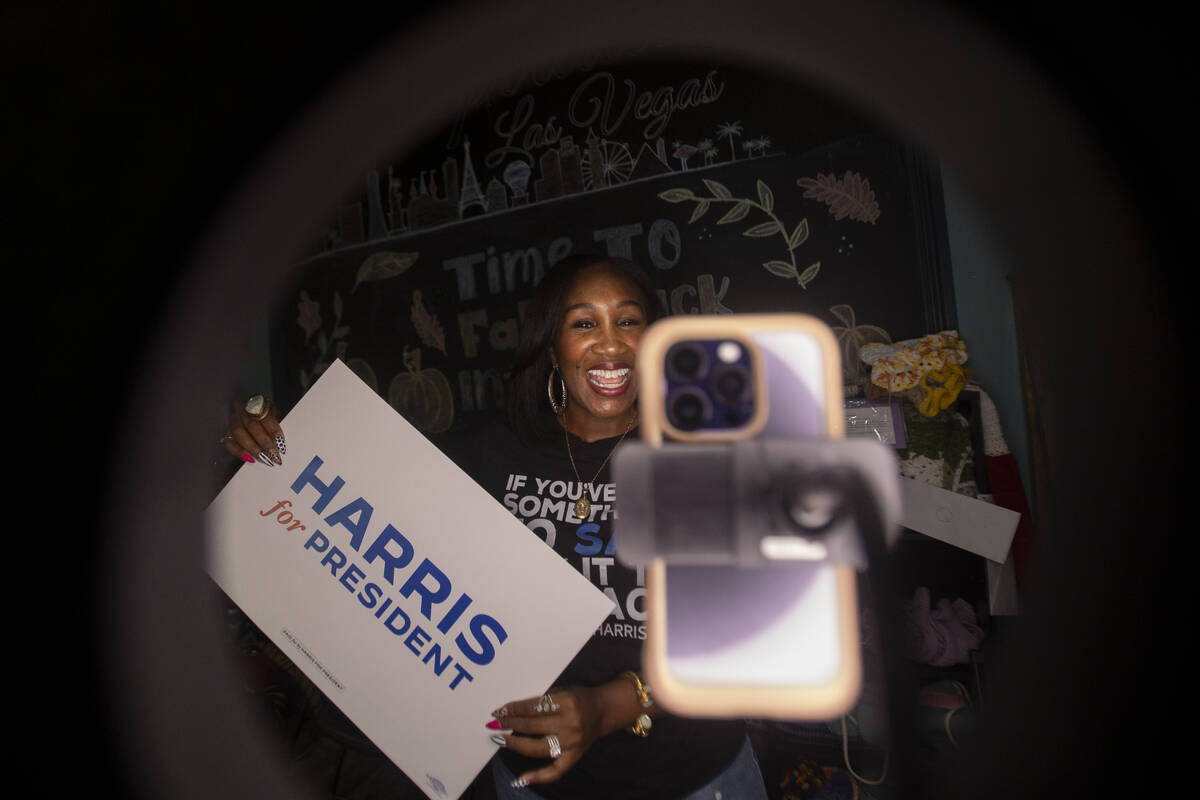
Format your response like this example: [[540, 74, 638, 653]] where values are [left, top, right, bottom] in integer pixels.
[[244, 395, 270, 421], [534, 694, 559, 714], [545, 734, 562, 759]]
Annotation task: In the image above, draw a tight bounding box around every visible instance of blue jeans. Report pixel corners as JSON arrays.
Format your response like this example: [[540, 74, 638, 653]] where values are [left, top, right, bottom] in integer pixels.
[[491, 734, 767, 800]]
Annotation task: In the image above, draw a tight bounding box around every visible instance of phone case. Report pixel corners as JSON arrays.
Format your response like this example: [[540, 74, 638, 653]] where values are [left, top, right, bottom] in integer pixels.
[[636, 314, 862, 720]]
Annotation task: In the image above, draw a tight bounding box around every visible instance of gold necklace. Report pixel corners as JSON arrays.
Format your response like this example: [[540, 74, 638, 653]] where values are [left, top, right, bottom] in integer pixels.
[[563, 414, 636, 521]]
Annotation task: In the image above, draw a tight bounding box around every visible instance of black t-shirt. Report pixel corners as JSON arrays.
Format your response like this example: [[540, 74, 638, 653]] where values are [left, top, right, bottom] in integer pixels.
[[435, 413, 745, 800]]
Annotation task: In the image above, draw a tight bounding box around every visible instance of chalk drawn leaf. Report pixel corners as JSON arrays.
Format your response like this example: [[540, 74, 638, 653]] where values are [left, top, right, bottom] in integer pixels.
[[789, 219, 810, 250], [829, 304, 892, 381], [411, 290, 447, 355], [763, 260, 798, 279], [659, 188, 695, 203], [743, 221, 781, 238], [797, 171, 880, 223], [799, 261, 822, 287], [830, 304, 857, 329], [756, 179, 774, 214], [353, 251, 419, 292], [689, 200, 711, 224], [702, 178, 733, 200], [717, 201, 751, 224]]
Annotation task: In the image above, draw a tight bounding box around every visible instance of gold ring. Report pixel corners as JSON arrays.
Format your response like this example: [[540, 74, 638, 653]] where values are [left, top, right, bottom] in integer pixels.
[[245, 395, 270, 421]]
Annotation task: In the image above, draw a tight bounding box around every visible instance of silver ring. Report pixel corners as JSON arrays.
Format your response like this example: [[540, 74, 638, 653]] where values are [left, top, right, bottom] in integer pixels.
[[534, 693, 559, 714], [545, 734, 561, 759]]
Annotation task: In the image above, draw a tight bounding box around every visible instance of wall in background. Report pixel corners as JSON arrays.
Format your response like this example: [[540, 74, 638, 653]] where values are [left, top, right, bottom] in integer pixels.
[[230, 60, 1032, 509], [940, 166, 1033, 497]]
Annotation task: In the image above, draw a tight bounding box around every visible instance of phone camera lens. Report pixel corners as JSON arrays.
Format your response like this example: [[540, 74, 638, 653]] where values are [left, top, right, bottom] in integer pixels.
[[668, 387, 711, 431], [667, 343, 707, 382], [710, 364, 751, 405]]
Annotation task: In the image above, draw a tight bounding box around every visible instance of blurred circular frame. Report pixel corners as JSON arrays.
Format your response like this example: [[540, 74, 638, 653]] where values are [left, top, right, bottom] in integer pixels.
[[104, 1, 1165, 798]]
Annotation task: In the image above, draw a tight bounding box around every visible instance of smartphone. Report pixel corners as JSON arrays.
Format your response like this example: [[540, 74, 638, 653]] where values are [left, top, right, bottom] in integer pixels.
[[630, 313, 861, 721]]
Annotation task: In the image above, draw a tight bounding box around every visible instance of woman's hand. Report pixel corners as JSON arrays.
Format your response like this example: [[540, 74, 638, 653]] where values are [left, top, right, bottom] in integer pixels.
[[490, 677, 659, 789], [489, 686, 606, 788], [221, 396, 286, 467]]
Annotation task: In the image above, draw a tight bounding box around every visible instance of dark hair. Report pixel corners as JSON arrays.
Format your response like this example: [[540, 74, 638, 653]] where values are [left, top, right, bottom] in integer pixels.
[[506, 253, 665, 441]]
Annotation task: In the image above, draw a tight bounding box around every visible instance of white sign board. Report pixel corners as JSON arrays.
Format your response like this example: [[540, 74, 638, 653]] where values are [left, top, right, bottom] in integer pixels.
[[206, 360, 614, 799], [898, 476, 1021, 564]]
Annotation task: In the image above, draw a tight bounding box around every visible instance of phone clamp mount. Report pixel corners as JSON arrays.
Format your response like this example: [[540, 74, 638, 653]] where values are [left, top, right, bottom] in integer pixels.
[[612, 437, 902, 570]]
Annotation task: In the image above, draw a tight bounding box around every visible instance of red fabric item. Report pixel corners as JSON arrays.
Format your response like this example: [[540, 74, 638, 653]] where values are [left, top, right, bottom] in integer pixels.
[[983, 451, 1033, 591]]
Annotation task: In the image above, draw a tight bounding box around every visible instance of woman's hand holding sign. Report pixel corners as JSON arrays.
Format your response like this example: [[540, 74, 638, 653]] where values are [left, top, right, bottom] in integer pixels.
[[222, 394, 286, 467], [490, 686, 605, 788], [489, 677, 660, 789]]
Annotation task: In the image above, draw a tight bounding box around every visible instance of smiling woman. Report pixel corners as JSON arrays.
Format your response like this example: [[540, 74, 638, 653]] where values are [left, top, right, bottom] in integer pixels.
[[507, 255, 664, 444], [429, 254, 770, 799]]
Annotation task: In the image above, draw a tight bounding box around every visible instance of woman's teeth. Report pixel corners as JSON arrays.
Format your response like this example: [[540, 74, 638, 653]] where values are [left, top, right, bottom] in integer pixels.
[[587, 368, 630, 386]]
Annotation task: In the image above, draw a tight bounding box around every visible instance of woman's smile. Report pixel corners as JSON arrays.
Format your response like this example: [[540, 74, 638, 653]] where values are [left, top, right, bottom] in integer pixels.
[[585, 362, 633, 395]]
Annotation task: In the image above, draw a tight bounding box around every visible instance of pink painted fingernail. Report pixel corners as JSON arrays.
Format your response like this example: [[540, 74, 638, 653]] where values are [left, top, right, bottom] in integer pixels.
[[241, 454, 255, 463], [486, 719, 503, 730]]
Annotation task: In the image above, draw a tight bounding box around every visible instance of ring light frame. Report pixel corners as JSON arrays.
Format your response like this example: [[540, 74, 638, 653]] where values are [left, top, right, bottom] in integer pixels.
[[103, 1, 1173, 798]]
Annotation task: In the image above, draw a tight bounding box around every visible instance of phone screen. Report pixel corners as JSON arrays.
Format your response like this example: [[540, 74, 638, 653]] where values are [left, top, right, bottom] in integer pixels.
[[664, 329, 845, 687]]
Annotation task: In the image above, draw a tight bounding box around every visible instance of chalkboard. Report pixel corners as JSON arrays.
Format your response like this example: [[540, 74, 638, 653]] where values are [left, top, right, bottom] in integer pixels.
[[270, 59, 955, 434]]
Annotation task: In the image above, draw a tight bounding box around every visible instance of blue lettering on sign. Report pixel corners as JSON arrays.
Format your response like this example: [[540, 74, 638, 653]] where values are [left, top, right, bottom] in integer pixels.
[[573, 523, 616, 556], [290, 455, 346, 513], [280, 452, 507, 691], [455, 614, 508, 666], [323, 497, 375, 551]]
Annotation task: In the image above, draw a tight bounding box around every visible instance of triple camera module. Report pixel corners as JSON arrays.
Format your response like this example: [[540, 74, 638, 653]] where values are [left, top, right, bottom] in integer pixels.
[[664, 339, 755, 432]]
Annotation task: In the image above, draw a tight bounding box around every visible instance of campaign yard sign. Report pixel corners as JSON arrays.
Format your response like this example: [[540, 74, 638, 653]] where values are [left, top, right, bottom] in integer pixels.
[[206, 359, 614, 799]]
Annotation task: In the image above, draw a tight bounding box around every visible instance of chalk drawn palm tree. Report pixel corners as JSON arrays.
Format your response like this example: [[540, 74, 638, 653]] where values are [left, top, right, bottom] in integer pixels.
[[716, 121, 743, 162], [673, 141, 699, 171], [697, 138, 717, 166]]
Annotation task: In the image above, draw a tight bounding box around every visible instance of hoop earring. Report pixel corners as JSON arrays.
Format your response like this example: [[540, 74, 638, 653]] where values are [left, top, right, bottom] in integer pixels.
[[547, 368, 567, 415]]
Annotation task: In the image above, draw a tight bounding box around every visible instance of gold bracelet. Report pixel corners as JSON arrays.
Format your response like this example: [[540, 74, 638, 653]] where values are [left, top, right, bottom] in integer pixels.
[[620, 671, 653, 736]]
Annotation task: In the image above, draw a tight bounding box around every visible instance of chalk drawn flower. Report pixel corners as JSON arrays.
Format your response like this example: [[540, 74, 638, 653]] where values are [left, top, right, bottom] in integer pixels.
[[297, 291, 322, 342]]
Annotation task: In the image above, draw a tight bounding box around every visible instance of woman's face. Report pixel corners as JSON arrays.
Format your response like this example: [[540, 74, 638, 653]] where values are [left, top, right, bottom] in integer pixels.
[[551, 265, 648, 439]]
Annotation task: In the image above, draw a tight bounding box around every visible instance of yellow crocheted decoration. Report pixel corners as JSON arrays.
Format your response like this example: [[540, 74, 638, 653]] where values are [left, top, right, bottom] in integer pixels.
[[860, 331, 969, 417]]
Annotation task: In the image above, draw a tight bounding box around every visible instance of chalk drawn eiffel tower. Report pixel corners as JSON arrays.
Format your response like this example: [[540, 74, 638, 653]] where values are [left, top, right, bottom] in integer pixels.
[[458, 138, 488, 216]]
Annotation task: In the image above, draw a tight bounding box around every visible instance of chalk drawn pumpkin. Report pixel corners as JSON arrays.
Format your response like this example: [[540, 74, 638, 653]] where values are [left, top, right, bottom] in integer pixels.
[[388, 346, 453, 433], [344, 357, 380, 394]]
